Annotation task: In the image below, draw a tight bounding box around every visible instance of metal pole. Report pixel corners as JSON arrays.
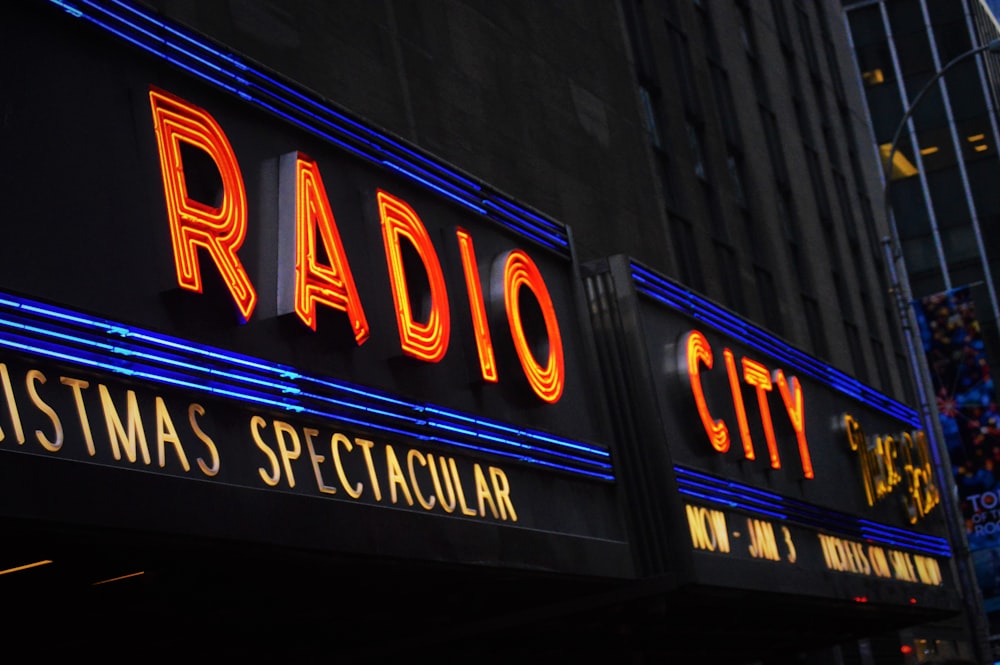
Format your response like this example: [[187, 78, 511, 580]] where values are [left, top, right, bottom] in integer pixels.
[[883, 239, 990, 664]]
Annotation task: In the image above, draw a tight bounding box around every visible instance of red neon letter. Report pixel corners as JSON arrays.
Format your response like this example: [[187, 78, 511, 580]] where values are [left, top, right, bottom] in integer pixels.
[[456, 228, 498, 382], [278, 152, 369, 343], [724, 348, 755, 461], [774, 370, 814, 479], [149, 87, 256, 322], [500, 250, 565, 403], [742, 358, 780, 470], [681, 330, 729, 452], [378, 190, 450, 362]]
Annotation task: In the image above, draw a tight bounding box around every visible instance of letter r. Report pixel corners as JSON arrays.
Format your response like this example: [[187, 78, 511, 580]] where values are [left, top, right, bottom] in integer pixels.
[[149, 87, 257, 322]]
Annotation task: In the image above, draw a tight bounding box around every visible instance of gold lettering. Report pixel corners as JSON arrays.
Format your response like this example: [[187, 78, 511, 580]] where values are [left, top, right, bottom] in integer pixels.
[[747, 518, 780, 561], [26, 369, 62, 452], [331, 433, 362, 498], [155, 396, 190, 472], [914, 555, 942, 585], [427, 454, 456, 513], [406, 449, 435, 511], [188, 404, 219, 476], [355, 438, 382, 501], [889, 550, 917, 582], [0, 363, 24, 444], [98, 385, 151, 464], [781, 526, 797, 563], [685, 504, 730, 553], [304, 427, 336, 495], [61, 377, 95, 456], [385, 444, 414, 506], [450, 457, 477, 517], [489, 466, 517, 522], [473, 464, 499, 519], [251, 415, 280, 487], [844, 413, 940, 523], [868, 545, 891, 578], [272, 420, 301, 489]]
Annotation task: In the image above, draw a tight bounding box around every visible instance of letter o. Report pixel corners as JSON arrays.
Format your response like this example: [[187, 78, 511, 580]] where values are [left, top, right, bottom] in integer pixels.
[[983, 491, 998, 510], [495, 249, 564, 403]]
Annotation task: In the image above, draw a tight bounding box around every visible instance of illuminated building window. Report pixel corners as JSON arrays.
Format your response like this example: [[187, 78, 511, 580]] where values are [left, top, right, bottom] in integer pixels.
[[861, 69, 884, 85], [878, 143, 919, 180]]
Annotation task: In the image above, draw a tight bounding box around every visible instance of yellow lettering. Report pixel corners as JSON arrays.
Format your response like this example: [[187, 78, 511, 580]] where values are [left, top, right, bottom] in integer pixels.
[[385, 444, 414, 506], [0, 363, 24, 444], [747, 518, 780, 561], [449, 457, 477, 516], [26, 369, 62, 452], [272, 420, 301, 489], [868, 545, 891, 578], [155, 396, 190, 472], [331, 433, 362, 498], [304, 427, 336, 495], [914, 555, 942, 585], [98, 385, 151, 465], [473, 464, 499, 519], [781, 526, 797, 563], [889, 550, 917, 582], [189, 404, 219, 476], [489, 466, 517, 522], [406, 449, 435, 511], [60, 377, 95, 456], [427, 454, 456, 513], [355, 438, 381, 502], [685, 504, 729, 553], [251, 415, 280, 487]]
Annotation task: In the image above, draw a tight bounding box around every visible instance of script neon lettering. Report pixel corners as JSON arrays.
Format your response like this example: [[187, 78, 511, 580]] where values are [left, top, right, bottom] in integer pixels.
[[378, 190, 451, 362], [724, 348, 752, 459], [679, 329, 815, 479], [148, 87, 256, 322], [775, 370, 814, 479], [742, 358, 779, 470], [456, 227, 498, 383], [682, 330, 729, 452], [279, 152, 369, 343], [499, 249, 565, 403]]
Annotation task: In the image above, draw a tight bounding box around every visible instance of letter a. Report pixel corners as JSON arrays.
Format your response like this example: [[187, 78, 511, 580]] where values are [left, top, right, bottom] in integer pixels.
[[278, 152, 369, 343], [149, 87, 256, 322]]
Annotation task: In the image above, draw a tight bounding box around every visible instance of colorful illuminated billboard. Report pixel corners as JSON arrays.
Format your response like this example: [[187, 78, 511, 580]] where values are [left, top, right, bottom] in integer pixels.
[[914, 287, 1000, 613], [0, 1, 627, 576], [585, 256, 961, 617]]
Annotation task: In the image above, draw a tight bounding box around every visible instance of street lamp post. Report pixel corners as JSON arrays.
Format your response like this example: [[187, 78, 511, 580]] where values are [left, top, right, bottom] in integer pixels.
[[881, 38, 1000, 665]]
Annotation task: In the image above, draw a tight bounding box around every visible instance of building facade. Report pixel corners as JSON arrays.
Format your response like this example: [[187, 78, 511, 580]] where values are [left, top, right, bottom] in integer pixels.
[[0, 1, 986, 662], [843, 0, 1000, 658]]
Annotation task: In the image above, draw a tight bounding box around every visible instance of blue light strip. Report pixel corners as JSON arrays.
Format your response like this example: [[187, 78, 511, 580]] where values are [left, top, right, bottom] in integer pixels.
[[46, 0, 571, 257], [674, 466, 951, 558], [0, 291, 613, 482], [629, 262, 922, 428]]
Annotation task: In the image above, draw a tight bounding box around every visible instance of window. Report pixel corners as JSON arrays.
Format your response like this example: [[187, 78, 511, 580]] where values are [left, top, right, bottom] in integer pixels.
[[760, 105, 788, 187], [668, 25, 701, 116], [802, 295, 830, 359], [670, 217, 704, 292], [754, 265, 784, 335], [687, 121, 707, 181], [715, 241, 745, 314], [709, 63, 741, 148], [844, 322, 870, 382]]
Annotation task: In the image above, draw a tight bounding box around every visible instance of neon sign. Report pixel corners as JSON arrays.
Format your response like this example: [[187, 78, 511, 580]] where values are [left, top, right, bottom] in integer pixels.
[[842, 413, 941, 524], [678, 329, 814, 479], [148, 87, 565, 403]]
